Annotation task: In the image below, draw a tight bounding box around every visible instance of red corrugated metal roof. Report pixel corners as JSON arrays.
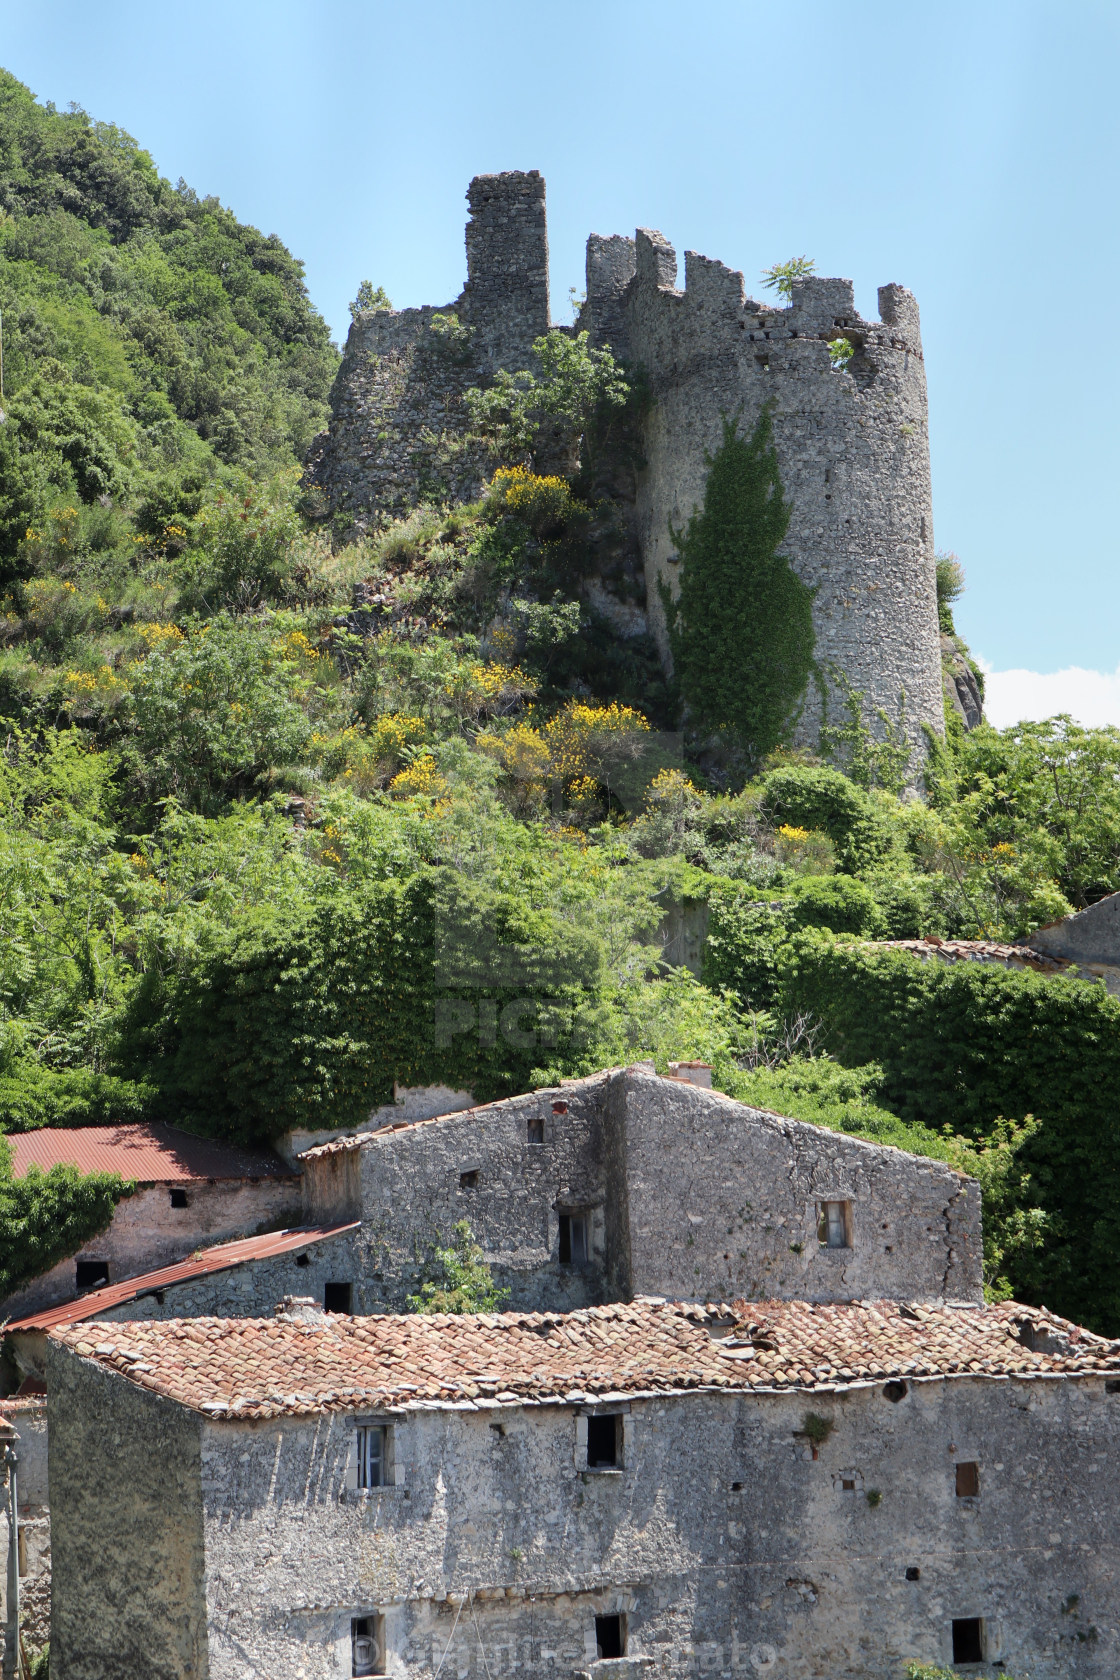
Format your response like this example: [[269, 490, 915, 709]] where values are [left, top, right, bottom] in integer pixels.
[[5, 1223, 357, 1333], [9, 1123, 295, 1183]]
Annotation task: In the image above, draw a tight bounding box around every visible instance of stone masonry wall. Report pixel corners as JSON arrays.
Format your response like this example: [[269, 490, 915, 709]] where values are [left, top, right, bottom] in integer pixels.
[[2, 1175, 302, 1320], [46, 1347, 207, 1680], [189, 1372, 1120, 1679], [306, 171, 550, 536], [299, 1068, 982, 1311], [624, 235, 944, 761], [612, 1070, 982, 1304], [0, 1399, 49, 1664]]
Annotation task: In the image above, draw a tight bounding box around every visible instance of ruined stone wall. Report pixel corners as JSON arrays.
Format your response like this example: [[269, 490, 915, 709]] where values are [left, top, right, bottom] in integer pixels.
[[306, 170, 550, 536], [300, 1069, 981, 1311], [1, 1175, 302, 1321], [614, 1070, 982, 1304], [0, 1399, 50, 1664], [189, 1374, 1120, 1679], [302, 1077, 611, 1313], [623, 235, 944, 760], [45, 1346, 208, 1680]]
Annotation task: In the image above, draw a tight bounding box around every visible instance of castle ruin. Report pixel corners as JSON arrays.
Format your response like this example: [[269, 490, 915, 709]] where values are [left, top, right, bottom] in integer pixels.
[[308, 169, 944, 760]]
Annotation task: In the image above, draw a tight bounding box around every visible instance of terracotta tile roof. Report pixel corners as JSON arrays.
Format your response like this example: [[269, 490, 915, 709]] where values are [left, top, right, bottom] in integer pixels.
[[9, 1123, 295, 1183], [7, 1224, 358, 1333], [48, 1297, 1120, 1421], [875, 937, 1072, 974]]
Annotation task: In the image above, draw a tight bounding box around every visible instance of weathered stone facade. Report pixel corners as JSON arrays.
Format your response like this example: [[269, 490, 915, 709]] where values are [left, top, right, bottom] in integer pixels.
[[45, 1300, 1120, 1680], [300, 1066, 982, 1311], [0, 1397, 49, 1671], [307, 172, 945, 760]]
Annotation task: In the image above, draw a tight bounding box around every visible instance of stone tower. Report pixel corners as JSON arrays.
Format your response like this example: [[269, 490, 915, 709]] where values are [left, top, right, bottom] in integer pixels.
[[577, 230, 944, 757], [307, 173, 945, 759]]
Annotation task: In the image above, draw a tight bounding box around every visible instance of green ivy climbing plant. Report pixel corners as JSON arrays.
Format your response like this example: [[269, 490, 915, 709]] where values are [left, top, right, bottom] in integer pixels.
[[660, 410, 817, 769]]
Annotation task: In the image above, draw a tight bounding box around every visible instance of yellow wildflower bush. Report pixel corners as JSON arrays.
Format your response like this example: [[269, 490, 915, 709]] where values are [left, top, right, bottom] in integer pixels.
[[389, 753, 450, 802], [63, 665, 130, 706], [477, 721, 551, 813], [486, 465, 577, 536], [134, 622, 184, 654], [445, 660, 536, 723], [543, 699, 651, 787], [773, 823, 835, 874]]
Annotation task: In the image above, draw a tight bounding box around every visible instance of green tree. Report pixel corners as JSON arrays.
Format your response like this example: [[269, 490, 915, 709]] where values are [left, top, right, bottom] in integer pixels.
[[407, 1220, 510, 1313], [761, 256, 815, 299], [464, 330, 629, 472], [660, 411, 816, 766], [349, 281, 392, 319]]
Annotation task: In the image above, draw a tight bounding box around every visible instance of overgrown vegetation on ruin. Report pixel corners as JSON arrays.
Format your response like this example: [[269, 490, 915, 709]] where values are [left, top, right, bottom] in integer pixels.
[[7, 72, 1120, 1329]]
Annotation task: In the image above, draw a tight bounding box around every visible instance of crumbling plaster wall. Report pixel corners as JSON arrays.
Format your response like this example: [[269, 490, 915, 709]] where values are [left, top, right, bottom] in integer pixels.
[[613, 1070, 982, 1304], [623, 235, 944, 760], [45, 1347, 208, 1680], [1, 1176, 302, 1320], [191, 1373, 1120, 1679]]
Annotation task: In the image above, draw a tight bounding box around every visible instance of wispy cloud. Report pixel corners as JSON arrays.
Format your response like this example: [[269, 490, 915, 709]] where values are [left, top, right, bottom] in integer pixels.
[[980, 661, 1120, 730]]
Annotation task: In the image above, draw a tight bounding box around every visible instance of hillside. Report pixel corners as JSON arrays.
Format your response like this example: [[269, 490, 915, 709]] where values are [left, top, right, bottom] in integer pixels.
[[4, 72, 1120, 1333]]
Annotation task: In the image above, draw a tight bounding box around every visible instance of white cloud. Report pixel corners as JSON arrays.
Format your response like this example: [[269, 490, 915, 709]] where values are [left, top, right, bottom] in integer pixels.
[[980, 660, 1120, 730]]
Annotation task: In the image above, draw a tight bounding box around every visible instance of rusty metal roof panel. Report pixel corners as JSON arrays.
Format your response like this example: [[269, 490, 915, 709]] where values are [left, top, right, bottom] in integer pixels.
[[9, 1123, 296, 1183], [7, 1223, 358, 1333]]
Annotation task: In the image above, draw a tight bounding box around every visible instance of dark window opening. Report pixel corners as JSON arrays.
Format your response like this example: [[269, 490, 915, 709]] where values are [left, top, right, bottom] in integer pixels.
[[357, 1426, 387, 1490], [841, 1477, 855, 1491], [587, 1414, 620, 1469], [169, 1187, 189, 1209], [352, 1613, 384, 1676], [295, 1253, 310, 1268], [552, 1101, 568, 1115], [883, 1380, 909, 1403], [325, 1281, 353, 1314], [1106, 1379, 1120, 1394], [459, 1169, 479, 1190], [956, 1461, 980, 1498], [76, 1260, 109, 1292], [731, 1482, 743, 1491], [527, 1117, 545, 1145], [906, 1567, 921, 1582], [559, 1213, 588, 1265], [952, 1618, 984, 1664], [595, 1614, 625, 1659]]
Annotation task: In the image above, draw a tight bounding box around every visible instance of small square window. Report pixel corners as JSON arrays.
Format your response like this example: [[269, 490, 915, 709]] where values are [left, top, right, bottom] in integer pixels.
[[595, 1614, 626, 1659], [352, 1612, 384, 1676], [75, 1260, 109, 1292], [527, 1116, 545, 1145], [169, 1187, 189, 1209], [459, 1169, 479, 1190], [952, 1617, 984, 1664], [955, 1461, 980, 1498], [818, 1201, 851, 1248], [357, 1426, 388, 1490], [587, 1414, 621, 1469], [559, 1212, 588, 1265], [324, 1281, 353, 1314], [906, 1567, 921, 1582]]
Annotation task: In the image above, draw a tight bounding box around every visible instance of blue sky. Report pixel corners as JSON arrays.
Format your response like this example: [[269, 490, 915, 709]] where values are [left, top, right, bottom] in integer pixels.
[[3, 0, 1118, 717]]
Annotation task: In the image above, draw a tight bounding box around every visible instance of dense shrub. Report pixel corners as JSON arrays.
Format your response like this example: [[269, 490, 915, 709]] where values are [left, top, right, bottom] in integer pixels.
[[779, 932, 1120, 1330], [0, 1063, 154, 1131], [760, 765, 890, 872], [787, 875, 885, 937], [0, 1144, 130, 1299]]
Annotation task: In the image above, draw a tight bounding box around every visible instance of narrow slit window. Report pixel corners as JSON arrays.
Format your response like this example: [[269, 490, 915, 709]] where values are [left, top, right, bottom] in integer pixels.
[[527, 1116, 545, 1145], [356, 1426, 388, 1490], [352, 1613, 384, 1676], [955, 1461, 980, 1498], [587, 1414, 620, 1469], [818, 1201, 851, 1249], [75, 1260, 109, 1292], [952, 1618, 984, 1664], [595, 1614, 626, 1659], [324, 1281, 353, 1314], [559, 1213, 589, 1266]]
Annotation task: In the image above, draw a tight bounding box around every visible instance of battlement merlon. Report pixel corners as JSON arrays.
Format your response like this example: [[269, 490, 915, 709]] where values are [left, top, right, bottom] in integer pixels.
[[461, 169, 550, 366]]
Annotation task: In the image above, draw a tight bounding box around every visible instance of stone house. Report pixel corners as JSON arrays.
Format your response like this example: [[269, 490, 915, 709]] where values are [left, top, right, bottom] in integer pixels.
[[45, 1294, 1120, 1680], [299, 1065, 982, 1314], [2, 1123, 301, 1321], [6, 1222, 359, 1382], [0, 1395, 48, 1671]]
